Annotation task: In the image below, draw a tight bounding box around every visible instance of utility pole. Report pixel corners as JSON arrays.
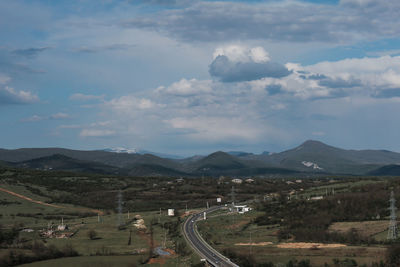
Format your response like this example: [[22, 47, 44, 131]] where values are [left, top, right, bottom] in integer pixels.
[[388, 191, 398, 240]]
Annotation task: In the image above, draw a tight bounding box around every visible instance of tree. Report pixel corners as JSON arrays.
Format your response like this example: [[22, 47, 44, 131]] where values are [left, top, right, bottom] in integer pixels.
[[88, 230, 98, 240]]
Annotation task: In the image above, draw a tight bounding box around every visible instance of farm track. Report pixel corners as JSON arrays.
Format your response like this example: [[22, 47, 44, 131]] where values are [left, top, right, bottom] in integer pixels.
[[0, 186, 104, 215]]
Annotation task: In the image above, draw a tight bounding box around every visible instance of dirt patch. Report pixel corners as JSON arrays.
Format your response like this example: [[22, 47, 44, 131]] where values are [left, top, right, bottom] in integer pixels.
[[0, 187, 104, 215], [148, 257, 166, 265], [164, 248, 176, 255], [329, 221, 389, 237], [235, 242, 273, 246], [277, 242, 346, 249]]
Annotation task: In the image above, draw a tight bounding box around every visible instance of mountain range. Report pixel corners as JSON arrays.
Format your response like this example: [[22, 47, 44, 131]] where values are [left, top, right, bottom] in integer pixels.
[[1, 140, 400, 177]]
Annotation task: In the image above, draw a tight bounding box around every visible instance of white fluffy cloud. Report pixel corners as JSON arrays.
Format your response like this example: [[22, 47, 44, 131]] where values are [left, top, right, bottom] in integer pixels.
[[106, 95, 158, 112], [76, 48, 400, 149], [213, 45, 270, 63], [156, 78, 212, 96], [165, 116, 266, 141], [0, 86, 39, 105]]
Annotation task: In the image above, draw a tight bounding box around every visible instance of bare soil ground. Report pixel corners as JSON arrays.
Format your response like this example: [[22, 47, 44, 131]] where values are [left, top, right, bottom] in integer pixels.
[[235, 242, 273, 246], [277, 242, 346, 249]]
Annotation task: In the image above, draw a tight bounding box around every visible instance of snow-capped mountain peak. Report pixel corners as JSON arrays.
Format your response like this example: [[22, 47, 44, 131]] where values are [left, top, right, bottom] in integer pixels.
[[104, 147, 139, 154], [301, 161, 323, 170]]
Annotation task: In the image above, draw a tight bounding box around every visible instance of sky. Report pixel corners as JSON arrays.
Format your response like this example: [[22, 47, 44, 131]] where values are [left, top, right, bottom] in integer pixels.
[[2, 0, 400, 156]]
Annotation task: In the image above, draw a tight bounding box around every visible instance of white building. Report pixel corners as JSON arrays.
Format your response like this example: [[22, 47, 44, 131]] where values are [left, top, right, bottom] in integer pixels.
[[168, 209, 175, 216], [233, 205, 251, 214], [231, 178, 243, 184]]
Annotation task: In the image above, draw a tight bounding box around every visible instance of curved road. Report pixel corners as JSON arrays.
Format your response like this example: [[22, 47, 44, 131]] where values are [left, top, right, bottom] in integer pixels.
[[183, 206, 239, 267]]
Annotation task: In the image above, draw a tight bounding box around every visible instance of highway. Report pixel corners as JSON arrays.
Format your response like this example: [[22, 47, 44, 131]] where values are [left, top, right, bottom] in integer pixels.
[[183, 206, 239, 267]]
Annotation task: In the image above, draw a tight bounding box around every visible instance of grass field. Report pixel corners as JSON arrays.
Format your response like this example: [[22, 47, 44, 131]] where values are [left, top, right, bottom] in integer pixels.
[[0, 182, 202, 266], [197, 209, 388, 266]]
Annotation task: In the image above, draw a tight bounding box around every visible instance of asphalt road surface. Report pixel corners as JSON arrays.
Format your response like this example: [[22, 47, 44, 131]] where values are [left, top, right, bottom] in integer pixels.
[[183, 206, 239, 267]]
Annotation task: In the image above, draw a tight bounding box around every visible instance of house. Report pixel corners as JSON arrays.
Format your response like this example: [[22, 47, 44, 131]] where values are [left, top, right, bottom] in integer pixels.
[[231, 178, 243, 184], [233, 205, 251, 214]]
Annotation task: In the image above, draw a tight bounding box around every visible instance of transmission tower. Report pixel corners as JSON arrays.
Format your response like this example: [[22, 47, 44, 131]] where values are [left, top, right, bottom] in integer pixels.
[[387, 190, 398, 240], [230, 186, 236, 207], [117, 190, 124, 227]]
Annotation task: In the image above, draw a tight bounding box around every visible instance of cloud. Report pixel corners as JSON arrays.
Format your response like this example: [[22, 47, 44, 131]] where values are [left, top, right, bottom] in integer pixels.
[[209, 45, 291, 82], [50, 112, 70, 119], [59, 124, 81, 129], [209, 55, 291, 82], [71, 43, 136, 53], [21, 115, 43, 122], [70, 93, 105, 101], [165, 116, 268, 141], [121, 0, 400, 43], [106, 95, 158, 112], [156, 78, 212, 96], [146, 0, 192, 5], [80, 129, 116, 137], [0, 86, 39, 105], [339, 0, 377, 7], [303, 55, 400, 98], [21, 112, 70, 122], [213, 45, 270, 63], [11, 47, 50, 58]]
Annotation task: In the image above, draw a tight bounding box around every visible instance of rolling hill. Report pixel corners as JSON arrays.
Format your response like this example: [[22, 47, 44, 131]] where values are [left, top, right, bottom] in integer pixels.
[[11, 154, 121, 175], [2, 140, 400, 176]]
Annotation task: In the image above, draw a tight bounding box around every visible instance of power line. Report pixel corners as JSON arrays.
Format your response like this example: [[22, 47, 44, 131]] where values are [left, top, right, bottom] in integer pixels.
[[387, 190, 398, 240]]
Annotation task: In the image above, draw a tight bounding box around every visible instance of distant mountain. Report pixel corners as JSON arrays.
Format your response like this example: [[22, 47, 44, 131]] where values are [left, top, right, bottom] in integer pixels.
[[103, 148, 184, 159], [0, 148, 180, 170], [251, 140, 400, 175], [185, 151, 298, 176], [227, 151, 254, 157], [2, 140, 400, 176], [192, 151, 247, 172], [367, 165, 400, 176], [103, 147, 138, 154], [12, 154, 120, 175]]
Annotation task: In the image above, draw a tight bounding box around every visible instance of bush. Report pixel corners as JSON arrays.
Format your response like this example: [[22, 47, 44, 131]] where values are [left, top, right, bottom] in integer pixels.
[[88, 229, 98, 240], [386, 243, 400, 266]]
